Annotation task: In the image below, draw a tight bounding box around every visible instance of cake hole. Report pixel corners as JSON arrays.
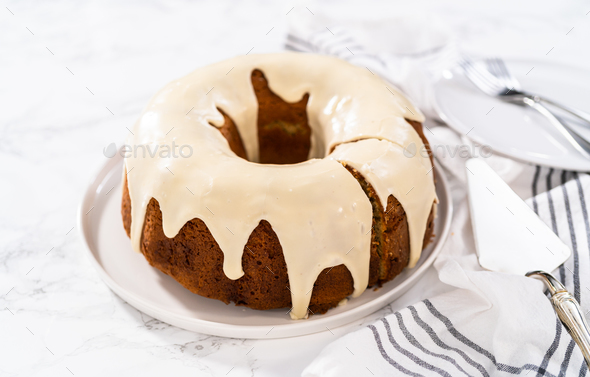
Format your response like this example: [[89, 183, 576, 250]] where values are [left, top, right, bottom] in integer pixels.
[[210, 69, 315, 164], [252, 69, 312, 164]]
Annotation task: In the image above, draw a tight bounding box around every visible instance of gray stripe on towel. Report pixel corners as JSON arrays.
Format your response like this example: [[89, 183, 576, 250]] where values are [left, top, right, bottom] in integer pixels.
[[392, 312, 473, 377], [368, 324, 425, 377], [423, 300, 558, 377], [408, 305, 489, 376], [380, 318, 453, 377]]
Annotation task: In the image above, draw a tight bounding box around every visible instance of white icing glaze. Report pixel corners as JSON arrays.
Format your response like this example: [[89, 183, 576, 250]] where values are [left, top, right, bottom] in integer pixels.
[[330, 139, 436, 268], [124, 53, 435, 319]]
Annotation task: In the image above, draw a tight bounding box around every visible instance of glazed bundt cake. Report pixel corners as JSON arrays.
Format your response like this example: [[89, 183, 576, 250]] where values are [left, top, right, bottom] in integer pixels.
[[121, 53, 436, 319]]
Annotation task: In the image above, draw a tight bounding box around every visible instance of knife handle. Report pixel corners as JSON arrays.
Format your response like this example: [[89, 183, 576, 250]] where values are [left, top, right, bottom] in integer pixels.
[[536, 96, 590, 129], [527, 271, 590, 369], [520, 97, 590, 159], [506, 91, 590, 128]]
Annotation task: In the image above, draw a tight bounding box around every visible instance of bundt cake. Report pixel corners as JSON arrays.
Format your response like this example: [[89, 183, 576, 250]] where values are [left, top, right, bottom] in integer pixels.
[[121, 53, 437, 320]]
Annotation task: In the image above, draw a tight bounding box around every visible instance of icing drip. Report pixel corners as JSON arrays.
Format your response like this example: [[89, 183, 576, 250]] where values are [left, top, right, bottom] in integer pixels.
[[330, 139, 436, 268], [125, 53, 435, 319]]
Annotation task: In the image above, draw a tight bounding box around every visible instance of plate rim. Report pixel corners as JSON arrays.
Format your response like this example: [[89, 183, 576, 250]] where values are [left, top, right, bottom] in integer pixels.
[[432, 58, 590, 172], [77, 153, 453, 339]]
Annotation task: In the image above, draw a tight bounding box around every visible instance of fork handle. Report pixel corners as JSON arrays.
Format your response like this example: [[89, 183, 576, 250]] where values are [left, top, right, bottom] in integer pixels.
[[538, 97, 590, 128], [527, 271, 590, 369], [510, 92, 590, 128], [520, 97, 590, 159]]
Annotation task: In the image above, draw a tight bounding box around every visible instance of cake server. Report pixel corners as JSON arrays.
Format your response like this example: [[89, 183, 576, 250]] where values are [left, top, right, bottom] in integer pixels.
[[466, 158, 590, 367]]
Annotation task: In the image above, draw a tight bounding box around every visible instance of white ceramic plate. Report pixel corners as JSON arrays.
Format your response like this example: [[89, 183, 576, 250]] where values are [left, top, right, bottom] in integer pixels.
[[433, 59, 590, 171], [78, 153, 452, 339]]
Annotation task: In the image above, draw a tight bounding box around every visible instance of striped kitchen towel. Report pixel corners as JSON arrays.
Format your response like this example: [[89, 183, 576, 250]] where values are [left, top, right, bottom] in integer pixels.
[[301, 129, 590, 377], [292, 20, 590, 377]]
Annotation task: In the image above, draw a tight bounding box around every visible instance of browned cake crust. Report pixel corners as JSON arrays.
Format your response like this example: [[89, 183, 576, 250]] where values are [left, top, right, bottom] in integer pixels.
[[121, 68, 435, 315]]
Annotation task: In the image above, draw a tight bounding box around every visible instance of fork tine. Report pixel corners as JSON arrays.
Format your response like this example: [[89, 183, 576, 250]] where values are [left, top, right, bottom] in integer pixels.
[[490, 59, 512, 92], [459, 58, 504, 95], [486, 58, 520, 92], [496, 59, 521, 90], [459, 60, 492, 94], [465, 59, 504, 90], [487, 58, 506, 81], [486, 59, 503, 82]]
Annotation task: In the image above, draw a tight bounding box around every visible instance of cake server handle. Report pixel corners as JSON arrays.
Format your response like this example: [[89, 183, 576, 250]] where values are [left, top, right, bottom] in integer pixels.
[[527, 270, 590, 369]]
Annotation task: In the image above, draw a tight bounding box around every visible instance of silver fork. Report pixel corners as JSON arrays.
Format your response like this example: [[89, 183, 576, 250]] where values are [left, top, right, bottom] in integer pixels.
[[485, 58, 590, 127], [459, 58, 590, 159]]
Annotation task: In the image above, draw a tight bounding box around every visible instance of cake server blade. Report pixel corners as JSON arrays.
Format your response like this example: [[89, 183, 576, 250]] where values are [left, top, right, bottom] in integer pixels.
[[465, 158, 570, 274], [465, 158, 590, 367]]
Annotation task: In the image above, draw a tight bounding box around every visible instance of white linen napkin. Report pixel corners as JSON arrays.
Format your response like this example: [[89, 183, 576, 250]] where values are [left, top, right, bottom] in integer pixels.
[[286, 13, 458, 119], [289, 15, 590, 377]]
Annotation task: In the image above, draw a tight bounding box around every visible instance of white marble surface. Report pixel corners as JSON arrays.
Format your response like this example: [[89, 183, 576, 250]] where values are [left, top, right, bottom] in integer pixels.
[[1, 1, 589, 376]]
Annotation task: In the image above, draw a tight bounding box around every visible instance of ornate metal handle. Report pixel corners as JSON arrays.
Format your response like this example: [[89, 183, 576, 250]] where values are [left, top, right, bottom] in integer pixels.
[[527, 271, 590, 369]]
